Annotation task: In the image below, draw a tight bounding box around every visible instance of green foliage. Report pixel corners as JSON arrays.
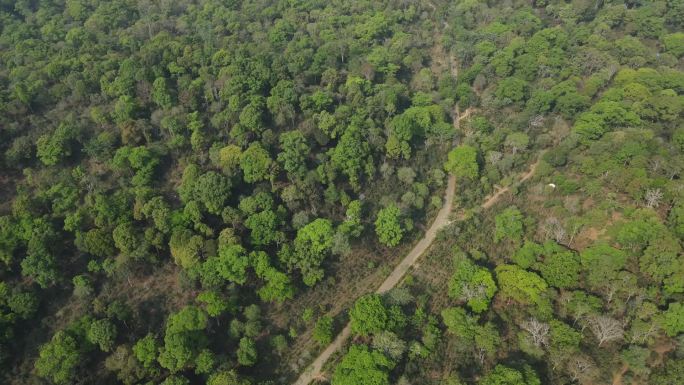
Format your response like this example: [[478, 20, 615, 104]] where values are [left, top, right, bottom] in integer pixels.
[[157, 306, 208, 372], [580, 242, 627, 290], [237, 337, 257, 366], [330, 124, 372, 190], [495, 265, 549, 312], [196, 291, 230, 317], [374, 204, 403, 247], [494, 207, 524, 243], [332, 345, 394, 385], [278, 131, 309, 177], [240, 143, 273, 183], [132, 334, 159, 369], [313, 316, 334, 345], [36, 122, 78, 166], [448, 255, 497, 313], [35, 331, 84, 385], [194, 172, 232, 214], [350, 294, 388, 337], [290, 218, 334, 286], [207, 370, 251, 385], [214, 243, 250, 285], [539, 243, 580, 289], [512, 241, 543, 269], [480, 365, 540, 385], [444, 145, 479, 180], [86, 319, 117, 352], [663, 303, 684, 337], [496, 77, 528, 104], [169, 229, 204, 269]]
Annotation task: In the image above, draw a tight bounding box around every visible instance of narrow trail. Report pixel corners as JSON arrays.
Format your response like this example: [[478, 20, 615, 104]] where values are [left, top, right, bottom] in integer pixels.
[[481, 155, 542, 209], [293, 175, 456, 385], [292, 151, 543, 385]]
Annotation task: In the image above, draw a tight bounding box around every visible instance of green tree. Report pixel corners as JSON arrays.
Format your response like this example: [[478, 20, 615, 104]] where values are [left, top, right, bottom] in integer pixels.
[[663, 303, 684, 337], [288, 218, 334, 286], [330, 124, 372, 190], [313, 315, 334, 345], [374, 204, 403, 247], [207, 370, 251, 385], [133, 334, 159, 369], [240, 143, 273, 183], [157, 306, 208, 372], [496, 77, 528, 104], [448, 256, 497, 313], [35, 331, 84, 385], [580, 242, 627, 290], [350, 294, 388, 337], [244, 210, 282, 246], [494, 207, 524, 243], [332, 345, 394, 385], [194, 172, 231, 214], [663, 32, 684, 58], [196, 291, 230, 317], [495, 265, 549, 311], [237, 337, 257, 366], [444, 145, 479, 180], [539, 243, 581, 289], [480, 365, 540, 385], [277, 131, 309, 177], [87, 319, 117, 352], [36, 122, 78, 166], [152, 77, 174, 109], [169, 229, 204, 269], [215, 243, 250, 285], [218, 145, 242, 175]]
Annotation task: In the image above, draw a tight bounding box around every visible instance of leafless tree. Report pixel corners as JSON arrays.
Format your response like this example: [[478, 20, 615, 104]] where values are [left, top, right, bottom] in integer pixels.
[[564, 196, 580, 214], [588, 315, 623, 347], [487, 151, 503, 165], [630, 321, 657, 344], [521, 318, 550, 348], [542, 216, 566, 243], [461, 283, 487, 303], [568, 356, 595, 384], [529, 115, 545, 128], [644, 188, 663, 208], [648, 157, 662, 174]]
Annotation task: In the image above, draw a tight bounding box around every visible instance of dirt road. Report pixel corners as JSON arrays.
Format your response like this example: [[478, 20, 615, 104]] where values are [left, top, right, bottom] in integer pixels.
[[481, 156, 541, 209], [292, 151, 543, 385], [292, 175, 456, 385]]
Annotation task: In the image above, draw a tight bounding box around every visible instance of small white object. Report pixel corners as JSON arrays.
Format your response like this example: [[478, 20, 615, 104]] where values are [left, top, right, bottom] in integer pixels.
[[548, 183, 556, 188]]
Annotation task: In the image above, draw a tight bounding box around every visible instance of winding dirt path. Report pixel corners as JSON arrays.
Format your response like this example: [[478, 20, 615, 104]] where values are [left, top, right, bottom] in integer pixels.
[[292, 150, 543, 385], [482, 156, 542, 209], [293, 175, 456, 385]]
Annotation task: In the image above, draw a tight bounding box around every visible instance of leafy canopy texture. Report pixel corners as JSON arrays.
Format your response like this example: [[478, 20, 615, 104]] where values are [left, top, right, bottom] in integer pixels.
[[444, 145, 479, 180], [332, 345, 394, 385], [374, 204, 404, 247], [350, 294, 388, 337]]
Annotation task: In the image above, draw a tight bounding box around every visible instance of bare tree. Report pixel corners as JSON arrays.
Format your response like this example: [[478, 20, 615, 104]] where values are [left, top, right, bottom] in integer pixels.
[[461, 283, 487, 303], [542, 216, 566, 243], [529, 115, 545, 128], [567, 355, 595, 384], [644, 188, 663, 208], [588, 315, 623, 347], [629, 321, 657, 344], [521, 318, 550, 348], [487, 151, 503, 165]]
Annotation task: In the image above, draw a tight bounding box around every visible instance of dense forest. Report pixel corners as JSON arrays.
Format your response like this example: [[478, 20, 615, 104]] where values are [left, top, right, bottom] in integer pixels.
[[0, 0, 683, 385]]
